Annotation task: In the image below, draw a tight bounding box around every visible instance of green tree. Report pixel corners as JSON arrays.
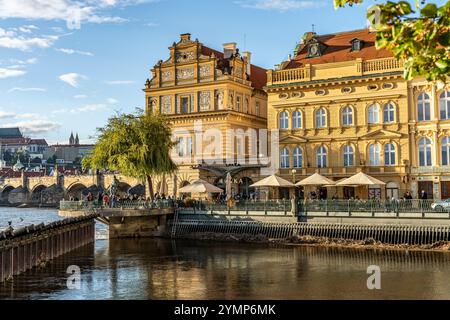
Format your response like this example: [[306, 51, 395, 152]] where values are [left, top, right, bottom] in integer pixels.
[[334, 0, 450, 82], [46, 155, 57, 164], [31, 157, 42, 164], [83, 108, 177, 200], [3, 150, 12, 164]]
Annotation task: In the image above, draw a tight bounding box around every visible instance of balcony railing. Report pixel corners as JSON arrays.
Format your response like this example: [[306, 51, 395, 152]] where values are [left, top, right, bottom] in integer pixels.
[[60, 200, 175, 211], [267, 57, 404, 86]]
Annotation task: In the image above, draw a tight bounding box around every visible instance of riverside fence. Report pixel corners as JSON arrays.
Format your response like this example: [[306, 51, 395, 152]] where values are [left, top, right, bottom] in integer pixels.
[[0, 215, 96, 283], [170, 219, 450, 246]]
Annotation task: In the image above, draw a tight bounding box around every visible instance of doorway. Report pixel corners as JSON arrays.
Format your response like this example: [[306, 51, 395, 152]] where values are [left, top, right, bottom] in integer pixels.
[[418, 181, 433, 199]]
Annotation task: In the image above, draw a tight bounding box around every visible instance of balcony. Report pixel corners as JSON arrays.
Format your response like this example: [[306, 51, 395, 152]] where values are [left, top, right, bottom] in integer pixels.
[[266, 57, 404, 86]]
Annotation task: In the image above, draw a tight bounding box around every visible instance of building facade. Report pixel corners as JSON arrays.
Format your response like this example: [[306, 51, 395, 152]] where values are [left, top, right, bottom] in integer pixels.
[[144, 33, 268, 197], [266, 29, 430, 200]]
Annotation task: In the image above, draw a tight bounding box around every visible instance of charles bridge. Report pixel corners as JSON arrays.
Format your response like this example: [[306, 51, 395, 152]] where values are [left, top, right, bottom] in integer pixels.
[[0, 172, 144, 206]]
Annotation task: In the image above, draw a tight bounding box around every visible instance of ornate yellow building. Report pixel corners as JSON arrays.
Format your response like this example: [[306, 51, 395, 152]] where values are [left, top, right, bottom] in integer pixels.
[[266, 29, 412, 199], [144, 33, 268, 197]]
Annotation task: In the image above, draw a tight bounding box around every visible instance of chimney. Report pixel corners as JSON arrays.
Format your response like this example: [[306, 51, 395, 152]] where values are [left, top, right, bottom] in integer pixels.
[[180, 33, 191, 42], [243, 51, 252, 76], [223, 42, 237, 59]]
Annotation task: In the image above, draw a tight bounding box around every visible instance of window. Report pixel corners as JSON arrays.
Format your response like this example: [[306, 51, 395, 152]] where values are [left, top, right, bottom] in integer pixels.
[[383, 103, 395, 123], [368, 104, 380, 124], [236, 96, 241, 112], [293, 147, 302, 168], [316, 146, 327, 168], [255, 102, 260, 116], [292, 111, 302, 129], [440, 91, 450, 120], [384, 143, 396, 166], [418, 93, 431, 121], [280, 148, 290, 168], [368, 144, 381, 166], [279, 111, 289, 129], [351, 39, 363, 51], [177, 137, 192, 157], [419, 137, 433, 167], [342, 106, 353, 126], [343, 145, 354, 167], [315, 108, 326, 128], [181, 97, 189, 114], [442, 136, 450, 166]]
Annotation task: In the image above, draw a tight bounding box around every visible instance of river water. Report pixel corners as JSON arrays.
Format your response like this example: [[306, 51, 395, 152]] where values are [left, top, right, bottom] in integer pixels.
[[1, 207, 450, 300]]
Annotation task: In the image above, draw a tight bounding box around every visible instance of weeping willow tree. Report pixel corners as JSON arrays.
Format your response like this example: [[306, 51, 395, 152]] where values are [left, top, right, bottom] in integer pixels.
[[83, 108, 177, 200]]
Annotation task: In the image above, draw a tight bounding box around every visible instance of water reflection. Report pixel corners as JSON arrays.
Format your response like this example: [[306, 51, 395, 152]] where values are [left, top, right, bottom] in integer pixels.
[[1, 238, 450, 300]]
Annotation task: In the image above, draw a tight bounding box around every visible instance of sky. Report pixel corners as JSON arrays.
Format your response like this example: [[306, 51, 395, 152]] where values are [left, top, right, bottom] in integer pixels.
[[0, 0, 387, 145]]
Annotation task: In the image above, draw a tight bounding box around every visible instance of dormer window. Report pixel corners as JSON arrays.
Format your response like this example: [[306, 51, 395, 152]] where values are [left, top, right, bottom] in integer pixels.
[[350, 38, 364, 52]]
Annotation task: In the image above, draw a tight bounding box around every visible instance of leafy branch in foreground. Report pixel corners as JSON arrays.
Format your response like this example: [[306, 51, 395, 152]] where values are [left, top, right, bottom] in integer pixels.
[[334, 0, 450, 82]]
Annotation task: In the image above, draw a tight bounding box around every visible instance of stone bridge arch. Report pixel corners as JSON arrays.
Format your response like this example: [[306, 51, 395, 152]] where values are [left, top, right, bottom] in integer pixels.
[[28, 177, 57, 194], [66, 183, 88, 200], [0, 185, 15, 203], [30, 185, 47, 203]]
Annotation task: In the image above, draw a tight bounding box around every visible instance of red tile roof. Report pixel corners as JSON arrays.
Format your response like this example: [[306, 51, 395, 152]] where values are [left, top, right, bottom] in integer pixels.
[[201, 45, 267, 90], [285, 29, 393, 69]]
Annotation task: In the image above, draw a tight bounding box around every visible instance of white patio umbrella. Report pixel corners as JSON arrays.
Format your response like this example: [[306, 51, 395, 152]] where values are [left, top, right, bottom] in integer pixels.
[[178, 179, 224, 194], [296, 173, 335, 186], [336, 172, 386, 186], [250, 174, 295, 187]]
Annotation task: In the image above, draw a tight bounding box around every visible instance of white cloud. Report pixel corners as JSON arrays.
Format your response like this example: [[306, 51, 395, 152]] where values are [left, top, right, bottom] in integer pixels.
[[106, 80, 135, 85], [10, 57, 38, 65], [0, 111, 16, 119], [74, 94, 88, 99], [0, 68, 26, 79], [74, 103, 108, 113], [145, 22, 159, 27], [0, 0, 158, 25], [59, 72, 87, 87], [0, 27, 56, 51], [8, 87, 46, 93], [107, 98, 118, 104], [236, 0, 325, 11], [1, 119, 61, 134], [56, 48, 94, 56]]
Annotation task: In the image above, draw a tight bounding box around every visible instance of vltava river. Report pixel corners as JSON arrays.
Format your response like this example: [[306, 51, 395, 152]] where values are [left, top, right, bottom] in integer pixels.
[[1, 208, 450, 300]]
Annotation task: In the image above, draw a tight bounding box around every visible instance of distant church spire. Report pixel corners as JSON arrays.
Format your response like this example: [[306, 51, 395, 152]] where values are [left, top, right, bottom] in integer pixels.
[[69, 132, 74, 145], [75, 133, 79, 145]]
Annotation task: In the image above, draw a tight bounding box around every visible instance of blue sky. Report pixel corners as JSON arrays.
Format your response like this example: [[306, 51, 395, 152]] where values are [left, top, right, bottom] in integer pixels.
[[0, 0, 386, 144]]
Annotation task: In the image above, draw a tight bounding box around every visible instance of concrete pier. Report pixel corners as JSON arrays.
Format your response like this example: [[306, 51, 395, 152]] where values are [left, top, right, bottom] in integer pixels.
[[0, 215, 96, 283]]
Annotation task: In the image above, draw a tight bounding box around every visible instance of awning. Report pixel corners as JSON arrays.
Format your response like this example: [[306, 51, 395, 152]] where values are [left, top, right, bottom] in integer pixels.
[[296, 173, 335, 186], [336, 172, 386, 186], [250, 174, 295, 187]]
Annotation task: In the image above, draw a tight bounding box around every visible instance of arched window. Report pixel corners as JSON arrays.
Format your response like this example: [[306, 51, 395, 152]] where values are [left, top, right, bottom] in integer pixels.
[[280, 148, 290, 168], [279, 111, 289, 129], [383, 103, 395, 123], [418, 93, 431, 121], [316, 146, 327, 168], [368, 144, 381, 166], [384, 143, 396, 166], [342, 106, 353, 126], [293, 147, 303, 168], [343, 145, 354, 167], [368, 104, 380, 124], [419, 137, 433, 167], [442, 136, 450, 166], [315, 108, 327, 128], [440, 91, 450, 120], [292, 110, 302, 129]]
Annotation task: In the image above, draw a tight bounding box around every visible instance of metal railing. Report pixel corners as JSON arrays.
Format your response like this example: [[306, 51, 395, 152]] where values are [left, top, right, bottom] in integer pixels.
[[302, 199, 449, 215], [59, 199, 175, 211], [205, 200, 292, 212]]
